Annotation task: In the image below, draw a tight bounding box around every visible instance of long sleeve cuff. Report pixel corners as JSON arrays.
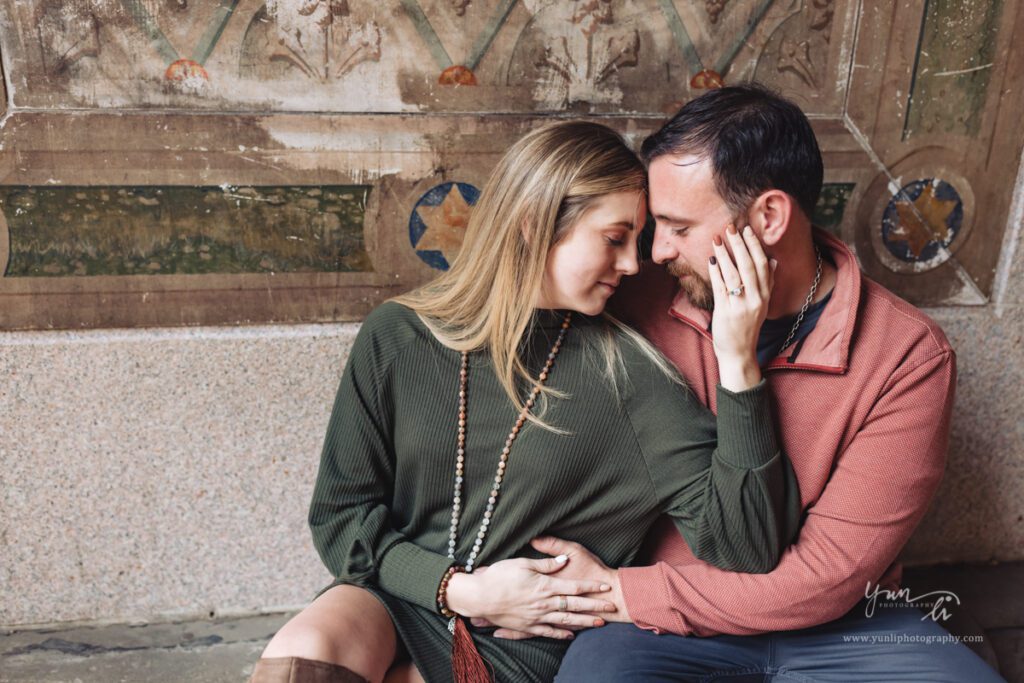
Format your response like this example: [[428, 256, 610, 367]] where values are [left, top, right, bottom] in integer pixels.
[[619, 564, 693, 635], [715, 380, 779, 469], [377, 541, 455, 613]]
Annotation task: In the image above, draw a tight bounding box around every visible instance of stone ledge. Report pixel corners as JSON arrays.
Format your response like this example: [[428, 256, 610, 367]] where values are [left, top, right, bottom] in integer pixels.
[[2, 563, 1022, 682], [1, 613, 293, 683]]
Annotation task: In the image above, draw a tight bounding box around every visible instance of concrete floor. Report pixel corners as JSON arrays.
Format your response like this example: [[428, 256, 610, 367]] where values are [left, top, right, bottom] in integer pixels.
[[0, 613, 291, 683], [3, 563, 1023, 682]]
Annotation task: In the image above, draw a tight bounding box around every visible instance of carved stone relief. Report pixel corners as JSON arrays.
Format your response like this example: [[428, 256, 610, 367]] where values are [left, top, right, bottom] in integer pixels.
[[450, 0, 472, 15], [652, 0, 801, 92], [34, 3, 102, 79], [507, 0, 640, 108], [705, 0, 730, 24], [1, 0, 1022, 328], [398, 0, 521, 86], [3, 1, 402, 109], [5, 0, 844, 112], [27, 0, 239, 98], [239, 1, 382, 81], [754, 0, 835, 95]]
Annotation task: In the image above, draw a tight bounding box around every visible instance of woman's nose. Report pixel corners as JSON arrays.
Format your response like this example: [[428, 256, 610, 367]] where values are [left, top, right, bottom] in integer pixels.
[[619, 240, 640, 275]]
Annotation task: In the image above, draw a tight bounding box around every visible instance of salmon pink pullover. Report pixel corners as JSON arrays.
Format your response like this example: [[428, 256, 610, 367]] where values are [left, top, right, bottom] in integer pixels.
[[611, 229, 956, 637]]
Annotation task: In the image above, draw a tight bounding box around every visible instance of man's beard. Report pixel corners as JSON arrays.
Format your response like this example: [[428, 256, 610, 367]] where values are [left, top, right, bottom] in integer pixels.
[[667, 260, 714, 311]]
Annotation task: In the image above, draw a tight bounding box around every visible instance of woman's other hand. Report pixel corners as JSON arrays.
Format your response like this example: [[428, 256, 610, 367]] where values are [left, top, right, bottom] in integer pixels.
[[444, 555, 615, 640], [709, 224, 776, 392]]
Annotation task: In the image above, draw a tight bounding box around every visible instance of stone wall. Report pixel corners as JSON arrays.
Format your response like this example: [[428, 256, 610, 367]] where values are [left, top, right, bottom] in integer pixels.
[[2, 0, 1023, 626], [4, 219, 1024, 627], [903, 155, 1024, 566], [1, 325, 346, 626]]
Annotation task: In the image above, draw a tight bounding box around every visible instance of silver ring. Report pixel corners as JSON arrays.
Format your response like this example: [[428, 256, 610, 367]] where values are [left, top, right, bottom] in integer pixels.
[[558, 595, 568, 612], [727, 285, 744, 296]]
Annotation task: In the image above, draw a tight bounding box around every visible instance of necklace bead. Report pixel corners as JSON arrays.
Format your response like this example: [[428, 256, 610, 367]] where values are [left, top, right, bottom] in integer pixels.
[[446, 312, 572, 571]]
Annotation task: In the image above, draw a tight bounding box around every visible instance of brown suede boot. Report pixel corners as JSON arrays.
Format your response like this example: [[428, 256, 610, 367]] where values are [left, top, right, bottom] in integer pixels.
[[248, 657, 369, 683]]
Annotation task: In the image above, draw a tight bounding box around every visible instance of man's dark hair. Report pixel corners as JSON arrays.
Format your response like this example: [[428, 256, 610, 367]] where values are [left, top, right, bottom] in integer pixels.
[[640, 84, 824, 220]]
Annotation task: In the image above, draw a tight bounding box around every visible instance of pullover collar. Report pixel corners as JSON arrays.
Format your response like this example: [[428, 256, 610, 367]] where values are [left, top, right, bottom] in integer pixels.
[[667, 228, 860, 374]]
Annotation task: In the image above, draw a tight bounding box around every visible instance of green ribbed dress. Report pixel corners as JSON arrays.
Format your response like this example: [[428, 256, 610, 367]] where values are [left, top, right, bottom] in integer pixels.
[[308, 302, 799, 682]]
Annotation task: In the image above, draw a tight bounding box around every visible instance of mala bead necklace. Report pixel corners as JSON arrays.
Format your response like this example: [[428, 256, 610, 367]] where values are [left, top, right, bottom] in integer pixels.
[[440, 312, 572, 683], [447, 311, 572, 573]]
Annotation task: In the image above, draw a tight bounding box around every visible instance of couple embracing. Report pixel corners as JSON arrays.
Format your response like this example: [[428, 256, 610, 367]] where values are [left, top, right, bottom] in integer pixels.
[[250, 86, 1002, 682]]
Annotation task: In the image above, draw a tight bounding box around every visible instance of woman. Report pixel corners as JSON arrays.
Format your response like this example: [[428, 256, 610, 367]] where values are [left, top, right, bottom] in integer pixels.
[[251, 122, 799, 683]]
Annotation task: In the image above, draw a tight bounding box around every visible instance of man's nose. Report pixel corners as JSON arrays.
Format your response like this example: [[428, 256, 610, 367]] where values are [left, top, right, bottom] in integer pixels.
[[651, 225, 677, 265]]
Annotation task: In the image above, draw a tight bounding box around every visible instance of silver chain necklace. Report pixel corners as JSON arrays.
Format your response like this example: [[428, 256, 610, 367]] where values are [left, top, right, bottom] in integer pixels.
[[778, 245, 823, 353]]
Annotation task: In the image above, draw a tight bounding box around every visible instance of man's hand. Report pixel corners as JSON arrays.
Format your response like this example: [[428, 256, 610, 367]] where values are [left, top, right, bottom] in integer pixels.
[[530, 537, 630, 623], [472, 537, 632, 640], [445, 553, 616, 640]]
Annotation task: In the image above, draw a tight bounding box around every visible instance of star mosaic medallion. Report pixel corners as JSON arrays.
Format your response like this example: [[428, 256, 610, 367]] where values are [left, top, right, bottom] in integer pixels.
[[881, 179, 964, 265], [409, 182, 481, 270]]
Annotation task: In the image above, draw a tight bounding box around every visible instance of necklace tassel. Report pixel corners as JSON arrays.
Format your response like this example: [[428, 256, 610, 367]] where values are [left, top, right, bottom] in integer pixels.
[[451, 616, 493, 683]]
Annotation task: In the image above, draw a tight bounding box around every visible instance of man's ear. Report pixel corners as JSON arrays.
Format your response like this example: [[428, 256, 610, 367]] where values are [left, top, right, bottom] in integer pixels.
[[749, 190, 793, 247]]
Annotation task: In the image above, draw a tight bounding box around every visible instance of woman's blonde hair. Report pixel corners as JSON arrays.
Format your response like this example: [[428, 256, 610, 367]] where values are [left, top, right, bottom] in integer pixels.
[[394, 121, 682, 425]]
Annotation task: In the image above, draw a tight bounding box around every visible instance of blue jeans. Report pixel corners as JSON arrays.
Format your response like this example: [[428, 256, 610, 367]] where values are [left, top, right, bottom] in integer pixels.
[[556, 603, 1005, 682]]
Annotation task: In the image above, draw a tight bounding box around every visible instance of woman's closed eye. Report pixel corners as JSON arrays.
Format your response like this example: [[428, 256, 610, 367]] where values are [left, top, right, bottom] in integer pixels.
[[604, 231, 628, 246]]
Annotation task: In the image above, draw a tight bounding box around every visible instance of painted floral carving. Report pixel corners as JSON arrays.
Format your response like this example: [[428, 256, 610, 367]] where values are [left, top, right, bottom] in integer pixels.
[[777, 37, 816, 88], [262, 0, 382, 81], [705, 0, 730, 24], [512, 0, 640, 107]]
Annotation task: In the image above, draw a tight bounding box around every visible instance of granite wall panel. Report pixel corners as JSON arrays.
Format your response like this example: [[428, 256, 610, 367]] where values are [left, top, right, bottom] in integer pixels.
[[0, 324, 346, 626]]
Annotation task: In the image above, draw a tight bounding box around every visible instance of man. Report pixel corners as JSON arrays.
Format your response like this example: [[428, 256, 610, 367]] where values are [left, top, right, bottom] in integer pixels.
[[539, 86, 1003, 681]]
